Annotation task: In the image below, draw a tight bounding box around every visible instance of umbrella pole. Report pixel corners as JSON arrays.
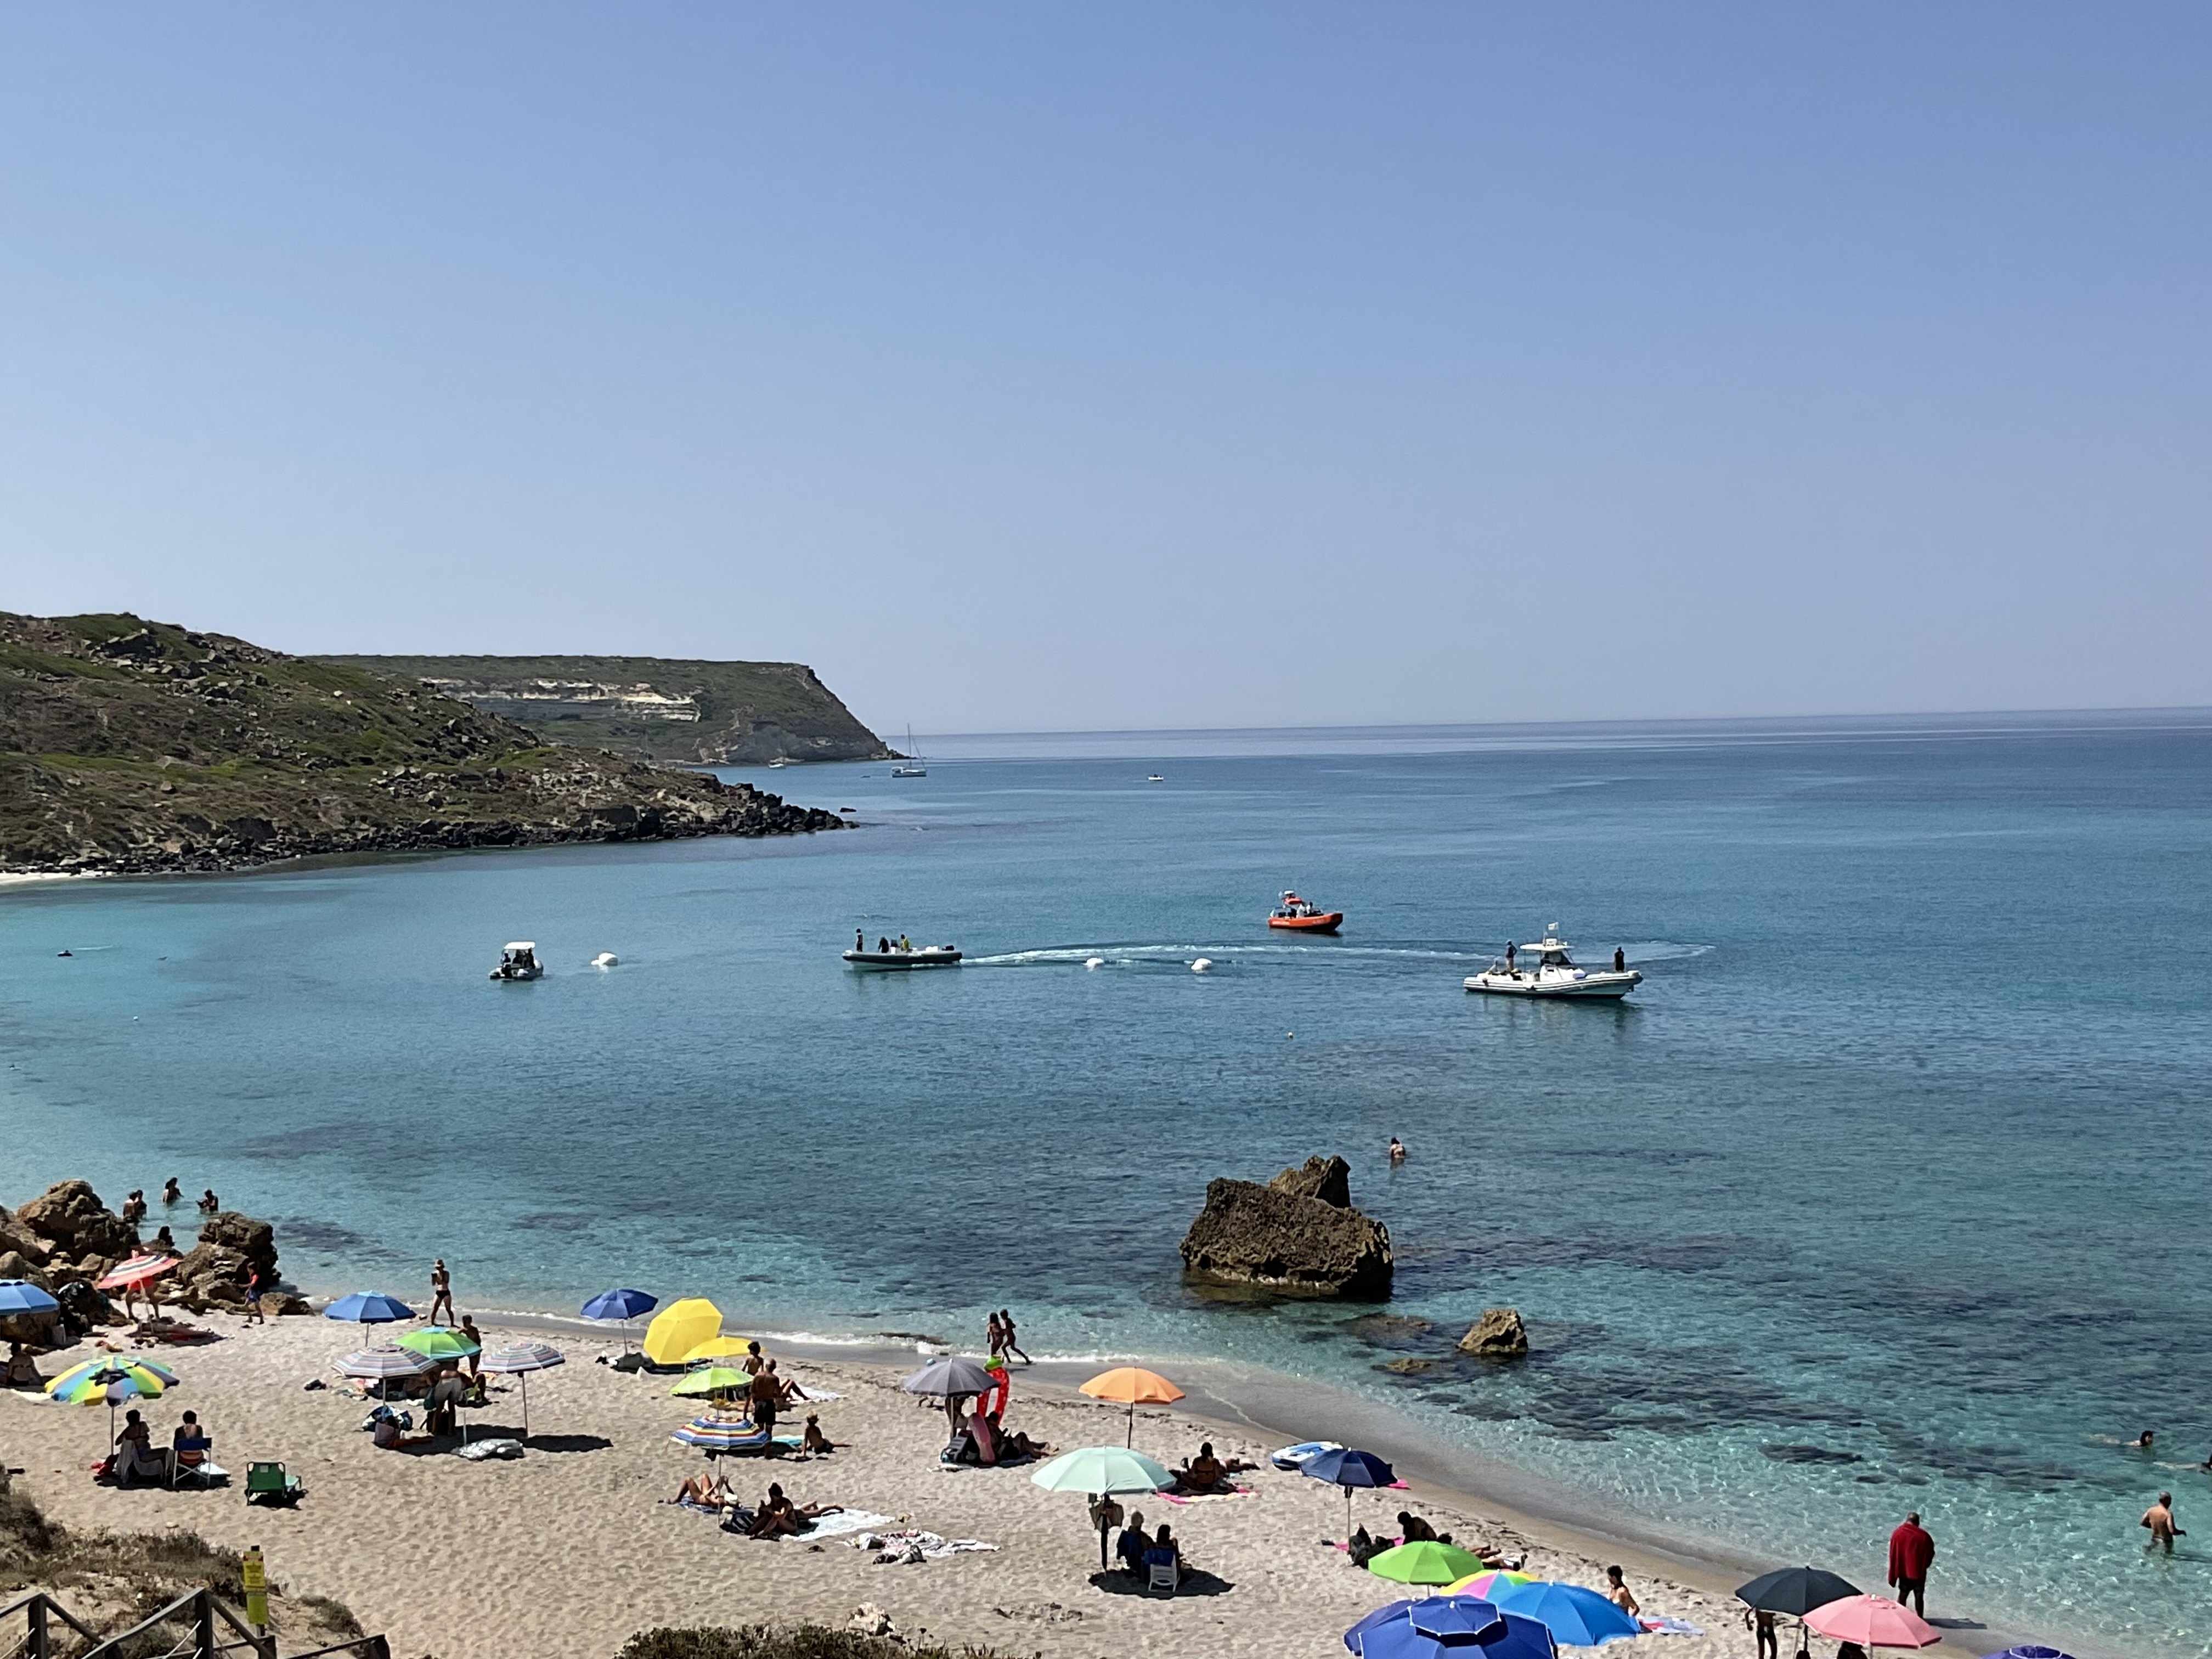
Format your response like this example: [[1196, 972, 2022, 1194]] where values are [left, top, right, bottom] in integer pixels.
[[521, 1373, 531, 1441], [1126, 1402, 1134, 1448]]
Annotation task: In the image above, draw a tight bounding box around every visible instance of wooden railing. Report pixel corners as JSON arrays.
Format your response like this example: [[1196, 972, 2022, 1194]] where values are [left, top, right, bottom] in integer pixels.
[[1, 1588, 388, 1659], [1, 1592, 99, 1659]]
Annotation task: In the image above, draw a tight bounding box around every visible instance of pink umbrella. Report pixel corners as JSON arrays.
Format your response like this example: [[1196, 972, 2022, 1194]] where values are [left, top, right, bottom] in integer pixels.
[[1805, 1595, 1942, 1650]]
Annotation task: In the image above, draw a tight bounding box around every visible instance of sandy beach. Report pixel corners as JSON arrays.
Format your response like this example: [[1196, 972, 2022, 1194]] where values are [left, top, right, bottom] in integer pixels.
[[3, 1310, 1770, 1659]]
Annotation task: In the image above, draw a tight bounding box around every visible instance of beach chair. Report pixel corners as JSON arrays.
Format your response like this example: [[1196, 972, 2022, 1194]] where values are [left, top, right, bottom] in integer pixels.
[[1146, 1560, 1177, 1596], [244, 1461, 302, 1506], [168, 1440, 227, 1488]]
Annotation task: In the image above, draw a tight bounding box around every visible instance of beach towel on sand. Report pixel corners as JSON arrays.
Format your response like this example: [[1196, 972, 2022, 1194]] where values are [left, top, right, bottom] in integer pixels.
[[859, 1528, 998, 1563], [1641, 1617, 1706, 1636], [1162, 1485, 1256, 1504]]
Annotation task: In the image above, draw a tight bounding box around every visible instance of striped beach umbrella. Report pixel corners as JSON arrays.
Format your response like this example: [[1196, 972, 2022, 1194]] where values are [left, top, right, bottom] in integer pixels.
[[336, 1347, 438, 1381], [96, 1254, 178, 1291], [47, 1357, 180, 1458], [478, 1342, 564, 1438], [671, 1415, 765, 1453]]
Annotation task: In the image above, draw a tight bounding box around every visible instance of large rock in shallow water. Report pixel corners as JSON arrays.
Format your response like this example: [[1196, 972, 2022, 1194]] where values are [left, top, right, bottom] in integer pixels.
[[1180, 1156, 1392, 1299], [13, 1181, 133, 1261], [1457, 1306, 1530, 1357]]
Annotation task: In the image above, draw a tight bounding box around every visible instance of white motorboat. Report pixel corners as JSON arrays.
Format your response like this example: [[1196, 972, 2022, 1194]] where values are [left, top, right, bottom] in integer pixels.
[[1463, 926, 1640, 1000], [843, 932, 962, 969], [489, 942, 544, 981]]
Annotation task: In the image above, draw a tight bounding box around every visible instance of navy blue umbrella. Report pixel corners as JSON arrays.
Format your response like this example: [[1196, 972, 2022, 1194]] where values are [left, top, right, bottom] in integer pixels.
[[322, 1291, 414, 1328], [1302, 1446, 1397, 1532], [0, 1279, 60, 1316], [580, 1288, 657, 1352], [1347, 1599, 1555, 1659], [1985, 1650, 2079, 1659]]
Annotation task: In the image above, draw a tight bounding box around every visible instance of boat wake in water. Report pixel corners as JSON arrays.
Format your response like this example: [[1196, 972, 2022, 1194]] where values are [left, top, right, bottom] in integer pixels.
[[967, 940, 1712, 969]]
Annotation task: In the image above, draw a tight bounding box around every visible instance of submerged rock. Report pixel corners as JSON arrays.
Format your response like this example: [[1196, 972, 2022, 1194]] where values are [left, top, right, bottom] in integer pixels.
[[1179, 1154, 1393, 1300], [1457, 1306, 1530, 1357]]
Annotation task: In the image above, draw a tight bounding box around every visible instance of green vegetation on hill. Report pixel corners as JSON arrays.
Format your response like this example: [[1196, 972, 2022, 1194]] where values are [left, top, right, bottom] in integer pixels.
[[319, 653, 892, 765], [0, 613, 844, 873]]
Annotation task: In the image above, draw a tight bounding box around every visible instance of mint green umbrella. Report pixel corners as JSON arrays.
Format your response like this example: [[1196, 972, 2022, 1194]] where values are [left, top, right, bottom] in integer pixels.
[[397, 1327, 480, 1362], [1031, 1446, 1173, 1569]]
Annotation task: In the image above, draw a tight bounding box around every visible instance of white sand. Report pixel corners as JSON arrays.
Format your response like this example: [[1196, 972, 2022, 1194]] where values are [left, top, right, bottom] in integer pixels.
[[3, 1313, 1752, 1658]]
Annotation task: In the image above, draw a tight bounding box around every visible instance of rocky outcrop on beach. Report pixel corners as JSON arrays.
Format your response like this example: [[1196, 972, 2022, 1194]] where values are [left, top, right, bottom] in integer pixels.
[[1457, 1306, 1530, 1357], [0, 1181, 310, 1335], [1178, 1154, 1393, 1299], [0, 611, 849, 875]]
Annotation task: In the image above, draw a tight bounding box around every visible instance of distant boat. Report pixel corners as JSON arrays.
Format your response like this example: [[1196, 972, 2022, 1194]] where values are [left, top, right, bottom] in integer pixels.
[[1268, 891, 1344, 933], [843, 941, 962, 970], [1464, 926, 1641, 1000], [1145, 774, 1164, 782], [767, 759, 790, 768], [489, 942, 543, 981], [890, 725, 927, 778]]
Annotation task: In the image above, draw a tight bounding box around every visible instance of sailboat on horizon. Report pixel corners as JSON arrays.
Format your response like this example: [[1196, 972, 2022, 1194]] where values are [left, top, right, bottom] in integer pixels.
[[890, 725, 927, 777]]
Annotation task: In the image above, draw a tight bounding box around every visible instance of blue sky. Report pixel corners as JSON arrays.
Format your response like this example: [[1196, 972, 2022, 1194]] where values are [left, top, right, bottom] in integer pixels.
[[2, 4, 2205, 734]]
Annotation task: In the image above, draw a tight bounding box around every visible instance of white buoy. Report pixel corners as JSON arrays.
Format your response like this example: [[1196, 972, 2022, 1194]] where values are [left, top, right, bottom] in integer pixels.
[[1084, 957, 1105, 970], [1191, 957, 1212, 973], [592, 952, 619, 968]]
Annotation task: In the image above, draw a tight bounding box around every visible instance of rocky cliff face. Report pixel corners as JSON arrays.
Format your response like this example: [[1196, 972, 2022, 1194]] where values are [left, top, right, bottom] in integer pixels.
[[0, 613, 847, 874], [319, 652, 893, 765], [1178, 1155, 1393, 1299]]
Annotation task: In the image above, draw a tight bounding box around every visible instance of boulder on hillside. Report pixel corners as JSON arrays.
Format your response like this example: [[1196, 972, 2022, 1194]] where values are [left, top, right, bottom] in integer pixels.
[[1180, 1155, 1393, 1300], [0, 1207, 53, 1266], [1268, 1154, 1353, 1208], [13, 1181, 133, 1261], [1457, 1307, 1530, 1358]]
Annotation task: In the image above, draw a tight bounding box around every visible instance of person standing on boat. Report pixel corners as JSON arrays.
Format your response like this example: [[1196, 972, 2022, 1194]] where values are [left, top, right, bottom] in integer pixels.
[[856, 929, 865, 952], [1504, 941, 1517, 976], [1613, 947, 1626, 973]]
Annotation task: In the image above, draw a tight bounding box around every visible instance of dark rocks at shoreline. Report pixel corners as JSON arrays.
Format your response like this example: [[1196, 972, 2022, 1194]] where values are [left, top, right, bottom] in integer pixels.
[[1178, 1153, 1394, 1300], [1458, 1306, 1531, 1357]]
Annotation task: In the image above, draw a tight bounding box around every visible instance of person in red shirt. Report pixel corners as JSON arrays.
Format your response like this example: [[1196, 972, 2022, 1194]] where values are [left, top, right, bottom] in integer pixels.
[[1888, 1511, 1935, 1613]]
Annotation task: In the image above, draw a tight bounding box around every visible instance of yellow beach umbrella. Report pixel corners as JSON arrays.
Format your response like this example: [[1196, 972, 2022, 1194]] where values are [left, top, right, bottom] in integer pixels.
[[681, 1335, 753, 1364], [642, 1298, 723, 1365]]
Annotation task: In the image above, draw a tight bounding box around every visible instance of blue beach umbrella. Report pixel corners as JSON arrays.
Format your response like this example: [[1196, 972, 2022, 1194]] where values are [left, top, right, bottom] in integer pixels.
[[322, 1291, 414, 1328], [1347, 1599, 1556, 1659], [1985, 1650, 2080, 1659], [0, 1279, 60, 1315], [580, 1287, 657, 1352], [1488, 1582, 1641, 1647], [1302, 1445, 1397, 1532]]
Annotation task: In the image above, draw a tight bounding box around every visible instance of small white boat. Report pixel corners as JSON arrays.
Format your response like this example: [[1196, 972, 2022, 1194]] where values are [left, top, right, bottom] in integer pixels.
[[591, 952, 619, 969], [1146, 774, 1165, 782], [890, 725, 928, 777], [1464, 926, 1640, 1000], [489, 942, 544, 981]]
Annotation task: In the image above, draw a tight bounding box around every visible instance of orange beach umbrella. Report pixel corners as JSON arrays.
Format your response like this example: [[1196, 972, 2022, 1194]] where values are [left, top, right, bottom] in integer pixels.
[[1079, 1367, 1184, 1447]]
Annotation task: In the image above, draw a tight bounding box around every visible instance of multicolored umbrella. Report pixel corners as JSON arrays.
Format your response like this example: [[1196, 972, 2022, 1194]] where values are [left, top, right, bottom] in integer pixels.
[[642, 1298, 722, 1365], [1445, 1570, 1536, 1599], [1488, 1580, 1644, 1646], [1804, 1595, 1942, 1650], [95, 1254, 178, 1291], [671, 1415, 766, 1452], [478, 1342, 565, 1438], [336, 1347, 438, 1380], [1367, 1541, 1489, 1587], [397, 1326, 481, 1362], [47, 1357, 179, 1457], [669, 1365, 749, 1399], [1078, 1366, 1184, 1447]]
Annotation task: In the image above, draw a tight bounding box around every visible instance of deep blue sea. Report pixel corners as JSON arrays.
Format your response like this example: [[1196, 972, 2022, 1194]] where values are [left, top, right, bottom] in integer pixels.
[[4, 712, 2208, 1654]]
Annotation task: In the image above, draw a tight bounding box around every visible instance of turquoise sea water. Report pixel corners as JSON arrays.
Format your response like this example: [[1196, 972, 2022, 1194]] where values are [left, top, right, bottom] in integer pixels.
[[3, 712, 2208, 1654]]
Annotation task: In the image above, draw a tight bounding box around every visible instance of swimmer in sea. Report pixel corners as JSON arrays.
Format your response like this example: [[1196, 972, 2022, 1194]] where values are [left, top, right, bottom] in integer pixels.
[[1388, 1137, 1406, 1162]]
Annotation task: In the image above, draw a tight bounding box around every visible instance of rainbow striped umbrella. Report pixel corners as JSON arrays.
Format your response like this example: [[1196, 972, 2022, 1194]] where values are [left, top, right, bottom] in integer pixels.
[[1445, 1570, 1537, 1599], [47, 1357, 180, 1458]]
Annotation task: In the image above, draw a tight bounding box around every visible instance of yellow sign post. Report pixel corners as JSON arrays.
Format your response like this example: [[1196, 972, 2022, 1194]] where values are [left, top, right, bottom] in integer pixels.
[[242, 1544, 268, 1630]]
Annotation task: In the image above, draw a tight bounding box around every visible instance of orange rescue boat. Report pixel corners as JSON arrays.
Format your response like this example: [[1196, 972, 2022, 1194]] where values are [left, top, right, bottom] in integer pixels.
[[1267, 891, 1344, 933]]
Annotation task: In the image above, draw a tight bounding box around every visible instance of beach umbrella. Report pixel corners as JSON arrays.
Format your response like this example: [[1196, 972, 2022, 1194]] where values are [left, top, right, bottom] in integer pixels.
[[1804, 1595, 1942, 1650], [336, 1347, 438, 1380], [95, 1254, 178, 1291], [681, 1335, 754, 1364], [1302, 1446, 1397, 1534], [898, 1354, 997, 1397], [669, 1365, 750, 1400], [1446, 1571, 1536, 1599], [1347, 1600, 1556, 1659], [1736, 1567, 1863, 1617], [1031, 1444, 1175, 1568], [0, 1279, 60, 1315], [397, 1326, 481, 1363], [322, 1291, 414, 1329], [580, 1287, 656, 1352], [1983, 1649, 2077, 1659], [477, 1341, 564, 1439], [642, 1298, 721, 1365], [1368, 1541, 1490, 1587], [47, 1357, 179, 1458], [1488, 1581, 1642, 1647], [672, 1415, 767, 1453], [1078, 1366, 1184, 1447]]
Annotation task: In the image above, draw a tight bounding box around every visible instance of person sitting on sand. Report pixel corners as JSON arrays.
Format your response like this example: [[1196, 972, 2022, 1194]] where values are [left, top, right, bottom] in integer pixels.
[[1604, 1565, 1640, 1616], [114, 1409, 165, 1486], [764, 1358, 808, 1403], [1398, 1510, 1444, 1544], [745, 1482, 843, 1539], [669, 1471, 732, 1508], [986, 1412, 1053, 1462], [1115, 1510, 1150, 1573], [1176, 1443, 1232, 1493], [197, 1188, 219, 1216], [802, 1414, 837, 1455], [1347, 1524, 1390, 1567], [4, 1342, 40, 1388]]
